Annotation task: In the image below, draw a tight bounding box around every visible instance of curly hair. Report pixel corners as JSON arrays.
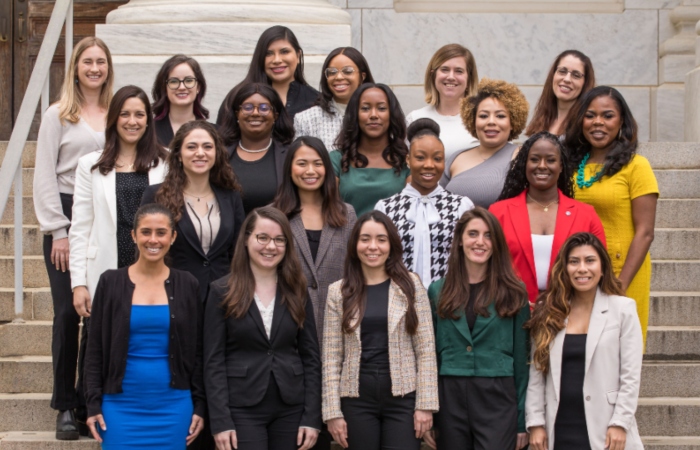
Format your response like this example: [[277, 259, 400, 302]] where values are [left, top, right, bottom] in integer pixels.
[[563, 86, 638, 179], [498, 131, 574, 201], [461, 78, 529, 141]]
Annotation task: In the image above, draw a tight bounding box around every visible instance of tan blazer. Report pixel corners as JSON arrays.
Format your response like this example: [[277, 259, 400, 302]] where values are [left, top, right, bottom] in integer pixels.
[[525, 290, 644, 450], [322, 272, 439, 422]]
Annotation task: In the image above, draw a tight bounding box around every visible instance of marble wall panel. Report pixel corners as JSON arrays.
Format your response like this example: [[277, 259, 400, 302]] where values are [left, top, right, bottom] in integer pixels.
[[659, 54, 696, 84], [652, 84, 685, 141], [348, 0, 393, 8], [625, 0, 681, 8], [349, 9, 363, 49]]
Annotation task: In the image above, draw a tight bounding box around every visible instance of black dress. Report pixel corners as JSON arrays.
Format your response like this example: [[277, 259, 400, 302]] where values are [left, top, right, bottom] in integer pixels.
[[554, 334, 591, 450], [115, 172, 149, 268]]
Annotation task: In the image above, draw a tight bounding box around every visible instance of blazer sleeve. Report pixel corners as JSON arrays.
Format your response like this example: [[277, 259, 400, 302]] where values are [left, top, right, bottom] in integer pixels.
[[513, 300, 531, 432], [525, 342, 547, 431], [190, 280, 207, 419], [298, 297, 323, 429], [69, 156, 95, 290], [230, 193, 246, 259], [140, 184, 157, 206], [84, 274, 108, 417], [322, 281, 345, 422], [411, 274, 439, 412], [203, 282, 235, 434], [293, 112, 309, 141], [608, 298, 643, 431]]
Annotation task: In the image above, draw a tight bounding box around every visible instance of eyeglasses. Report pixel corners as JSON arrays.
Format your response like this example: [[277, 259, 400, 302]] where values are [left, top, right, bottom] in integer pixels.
[[239, 103, 273, 116], [255, 233, 287, 247], [167, 77, 197, 90], [325, 66, 358, 79], [555, 67, 584, 81]]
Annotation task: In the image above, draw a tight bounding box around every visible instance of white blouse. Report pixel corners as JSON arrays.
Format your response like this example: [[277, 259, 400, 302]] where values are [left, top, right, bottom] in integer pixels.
[[254, 294, 275, 339], [531, 234, 554, 291]]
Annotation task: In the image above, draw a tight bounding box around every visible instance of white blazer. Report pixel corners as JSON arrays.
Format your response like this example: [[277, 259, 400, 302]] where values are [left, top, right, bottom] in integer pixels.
[[69, 150, 167, 298], [525, 290, 644, 450]]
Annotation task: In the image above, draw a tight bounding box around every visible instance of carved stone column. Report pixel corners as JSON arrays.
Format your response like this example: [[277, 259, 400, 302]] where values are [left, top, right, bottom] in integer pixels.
[[96, 0, 351, 121], [685, 16, 700, 141]]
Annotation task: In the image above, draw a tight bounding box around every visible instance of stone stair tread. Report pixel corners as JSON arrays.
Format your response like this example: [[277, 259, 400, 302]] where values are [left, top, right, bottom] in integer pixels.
[[0, 432, 96, 443], [638, 397, 700, 405], [0, 355, 51, 363], [651, 291, 700, 296], [643, 436, 700, 445], [648, 326, 700, 331]]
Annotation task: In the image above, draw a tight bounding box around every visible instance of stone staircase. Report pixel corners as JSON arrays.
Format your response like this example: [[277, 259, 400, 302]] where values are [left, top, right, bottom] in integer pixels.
[[0, 141, 698, 448]]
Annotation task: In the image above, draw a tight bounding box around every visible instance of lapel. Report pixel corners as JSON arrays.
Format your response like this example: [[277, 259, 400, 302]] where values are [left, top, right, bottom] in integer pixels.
[[387, 280, 407, 334], [448, 309, 474, 345], [249, 298, 268, 342], [148, 159, 167, 185], [470, 302, 498, 339], [177, 204, 207, 258], [269, 284, 286, 343], [102, 169, 117, 226], [315, 222, 334, 268], [509, 191, 536, 282], [585, 288, 609, 375], [551, 191, 576, 270], [207, 186, 233, 256], [290, 215, 316, 273], [272, 140, 287, 183], [550, 326, 567, 402]]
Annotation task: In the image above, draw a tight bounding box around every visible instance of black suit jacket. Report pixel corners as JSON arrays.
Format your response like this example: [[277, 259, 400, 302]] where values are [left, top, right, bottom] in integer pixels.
[[154, 117, 175, 148], [140, 184, 246, 300], [203, 278, 322, 434]]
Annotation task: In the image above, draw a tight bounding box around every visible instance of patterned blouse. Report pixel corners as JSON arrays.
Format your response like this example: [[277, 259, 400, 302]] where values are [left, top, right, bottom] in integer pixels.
[[293, 101, 346, 151]]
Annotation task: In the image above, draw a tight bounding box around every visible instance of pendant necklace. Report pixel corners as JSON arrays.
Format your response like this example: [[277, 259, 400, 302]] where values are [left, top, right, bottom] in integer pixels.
[[527, 194, 558, 212]]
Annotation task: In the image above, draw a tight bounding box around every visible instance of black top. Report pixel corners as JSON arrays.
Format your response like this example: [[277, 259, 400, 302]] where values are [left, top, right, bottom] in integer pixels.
[[360, 278, 391, 366], [554, 334, 591, 450], [306, 229, 322, 263], [84, 267, 204, 418], [116, 172, 149, 268], [230, 147, 278, 214], [466, 281, 485, 331], [154, 117, 175, 148]]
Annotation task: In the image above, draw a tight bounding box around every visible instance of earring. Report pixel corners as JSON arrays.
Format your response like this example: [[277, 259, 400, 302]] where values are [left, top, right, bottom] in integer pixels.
[[618, 128, 623, 140], [578, 136, 587, 146], [75, 78, 79, 84]]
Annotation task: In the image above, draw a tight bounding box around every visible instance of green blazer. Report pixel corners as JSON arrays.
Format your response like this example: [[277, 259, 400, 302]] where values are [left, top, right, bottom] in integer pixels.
[[428, 278, 530, 432]]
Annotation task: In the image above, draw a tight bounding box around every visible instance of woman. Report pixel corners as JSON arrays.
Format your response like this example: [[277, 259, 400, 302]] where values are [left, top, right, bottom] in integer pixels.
[[406, 44, 480, 158], [220, 82, 295, 214], [151, 54, 209, 147], [441, 78, 529, 209], [217, 25, 319, 124], [272, 136, 357, 450], [427, 207, 530, 450], [375, 118, 473, 287], [525, 232, 644, 450], [564, 86, 658, 346], [525, 50, 595, 137], [70, 85, 168, 317], [84, 203, 205, 449], [204, 206, 321, 450], [331, 83, 410, 216], [294, 47, 374, 151], [32, 36, 113, 440], [489, 131, 606, 307], [323, 211, 438, 450]]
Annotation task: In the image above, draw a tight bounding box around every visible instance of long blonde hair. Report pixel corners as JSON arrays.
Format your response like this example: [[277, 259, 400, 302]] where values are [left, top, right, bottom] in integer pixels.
[[58, 37, 114, 124]]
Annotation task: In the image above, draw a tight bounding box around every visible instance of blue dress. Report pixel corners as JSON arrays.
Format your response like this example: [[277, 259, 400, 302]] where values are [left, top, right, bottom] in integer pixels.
[[100, 305, 193, 449]]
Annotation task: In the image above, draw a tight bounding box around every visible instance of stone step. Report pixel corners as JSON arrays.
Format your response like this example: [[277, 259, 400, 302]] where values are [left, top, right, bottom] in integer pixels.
[[0, 321, 51, 357], [656, 170, 700, 199], [637, 398, 700, 436], [0, 433, 98, 449], [0, 226, 43, 257], [0, 288, 53, 322], [651, 229, 700, 260], [650, 292, 700, 327], [641, 361, 700, 397], [638, 143, 700, 170], [656, 199, 700, 228], [643, 436, 700, 449], [651, 261, 700, 292], [0, 142, 37, 170], [0, 256, 48, 289], [0, 356, 52, 394], [0, 197, 38, 226], [646, 326, 700, 360]]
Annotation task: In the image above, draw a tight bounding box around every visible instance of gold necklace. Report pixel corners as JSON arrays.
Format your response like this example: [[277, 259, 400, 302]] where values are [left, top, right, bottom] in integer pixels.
[[184, 190, 213, 202], [527, 193, 558, 212]]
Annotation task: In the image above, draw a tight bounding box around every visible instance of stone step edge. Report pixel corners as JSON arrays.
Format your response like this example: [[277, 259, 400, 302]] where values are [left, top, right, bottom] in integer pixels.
[[638, 397, 700, 405], [642, 436, 700, 444], [647, 326, 700, 331]]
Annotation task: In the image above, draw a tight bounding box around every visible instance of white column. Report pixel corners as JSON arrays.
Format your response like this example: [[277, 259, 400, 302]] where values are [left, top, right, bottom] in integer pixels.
[[685, 17, 700, 141]]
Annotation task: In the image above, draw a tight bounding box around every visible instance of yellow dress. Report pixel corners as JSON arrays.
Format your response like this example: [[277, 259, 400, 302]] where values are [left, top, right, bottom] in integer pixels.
[[574, 155, 659, 346]]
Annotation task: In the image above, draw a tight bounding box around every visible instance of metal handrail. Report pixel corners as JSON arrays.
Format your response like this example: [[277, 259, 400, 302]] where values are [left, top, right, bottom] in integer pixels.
[[0, 0, 73, 320]]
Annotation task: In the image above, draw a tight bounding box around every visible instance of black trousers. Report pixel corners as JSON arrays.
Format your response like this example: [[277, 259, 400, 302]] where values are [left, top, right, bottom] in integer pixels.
[[434, 376, 517, 450], [340, 364, 420, 450]]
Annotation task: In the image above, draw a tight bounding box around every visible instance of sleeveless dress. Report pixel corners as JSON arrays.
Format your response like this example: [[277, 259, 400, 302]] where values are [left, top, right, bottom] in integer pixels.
[[554, 334, 591, 450], [100, 305, 193, 449]]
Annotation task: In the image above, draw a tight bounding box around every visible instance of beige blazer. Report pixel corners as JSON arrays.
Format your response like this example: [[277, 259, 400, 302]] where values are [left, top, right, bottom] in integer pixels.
[[525, 290, 644, 450], [322, 272, 439, 422]]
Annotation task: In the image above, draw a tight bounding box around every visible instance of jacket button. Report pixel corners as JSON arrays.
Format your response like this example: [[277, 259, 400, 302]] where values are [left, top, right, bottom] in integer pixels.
[[165, 280, 170, 284], [170, 354, 174, 359], [171, 314, 175, 319], [267, 350, 274, 356], [466, 346, 472, 352], [203, 261, 209, 267], [616, 253, 621, 259], [312, 283, 318, 289], [169, 297, 173, 301], [171, 335, 175, 339], [585, 396, 591, 401]]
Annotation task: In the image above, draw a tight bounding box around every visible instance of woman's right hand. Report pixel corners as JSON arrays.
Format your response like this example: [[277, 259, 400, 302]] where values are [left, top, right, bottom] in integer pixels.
[[214, 430, 237, 450], [327, 417, 348, 448], [73, 286, 92, 317], [86, 414, 106, 443], [51, 237, 70, 272], [529, 426, 548, 450]]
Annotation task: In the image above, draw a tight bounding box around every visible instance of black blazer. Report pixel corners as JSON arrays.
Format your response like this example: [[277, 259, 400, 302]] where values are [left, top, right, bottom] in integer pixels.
[[154, 117, 175, 148], [140, 183, 246, 301], [85, 267, 204, 418], [203, 278, 322, 434]]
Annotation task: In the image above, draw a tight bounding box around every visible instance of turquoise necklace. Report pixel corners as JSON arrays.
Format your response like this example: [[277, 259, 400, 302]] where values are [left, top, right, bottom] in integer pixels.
[[576, 153, 604, 189]]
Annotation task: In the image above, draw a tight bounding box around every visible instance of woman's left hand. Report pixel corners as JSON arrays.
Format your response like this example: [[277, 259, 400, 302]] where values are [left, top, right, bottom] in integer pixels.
[[414, 410, 433, 439], [297, 427, 319, 450], [605, 426, 627, 450], [516, 432, 529, 449], [186, 414, 204, 446]]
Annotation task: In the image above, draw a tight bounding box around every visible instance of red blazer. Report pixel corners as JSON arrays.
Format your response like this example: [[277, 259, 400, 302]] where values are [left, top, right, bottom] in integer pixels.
[[489, 190, 606, 305]]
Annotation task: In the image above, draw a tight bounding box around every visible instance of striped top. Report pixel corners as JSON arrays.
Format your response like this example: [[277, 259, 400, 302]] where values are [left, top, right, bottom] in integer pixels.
[[440, 142, 517, 209]]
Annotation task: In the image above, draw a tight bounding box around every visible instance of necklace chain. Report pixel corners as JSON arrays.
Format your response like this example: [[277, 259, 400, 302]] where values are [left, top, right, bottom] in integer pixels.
[[576, 152, 605, 189], [239, 139, 273, 153], [527, 193, 558, 212], [184, 190, 213, 202]]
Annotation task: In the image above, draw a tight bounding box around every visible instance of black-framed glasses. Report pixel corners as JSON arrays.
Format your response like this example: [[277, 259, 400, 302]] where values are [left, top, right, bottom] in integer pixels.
[[239, 103, 273, 116], [167, 77, 197, 90], [555, 67, 584, 81], [325, 66, 358, 79], [255, 233, 287, 247]]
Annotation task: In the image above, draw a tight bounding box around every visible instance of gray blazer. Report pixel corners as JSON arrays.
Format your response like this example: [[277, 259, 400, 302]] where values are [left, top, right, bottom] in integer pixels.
[[289, 204, 356, 348]]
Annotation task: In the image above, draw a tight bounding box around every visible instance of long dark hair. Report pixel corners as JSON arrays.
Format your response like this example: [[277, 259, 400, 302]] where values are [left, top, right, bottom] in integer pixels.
[[317, 47, 375, 115], [222, 206, 307, 327], [525, 50, 595, 136], [437, 208, 527, 320], [563, 86, 638, 178], [498, 131, 573, 201], [341, 211, 418, 335], [335, 83, 408, 175], [155, 121, 241, 222], [92, 85, 167, 175], [272, 136, 349, 228], [526, 232, 622, 374], [151, 54, 209, 121], [218, 82, 295, 147]]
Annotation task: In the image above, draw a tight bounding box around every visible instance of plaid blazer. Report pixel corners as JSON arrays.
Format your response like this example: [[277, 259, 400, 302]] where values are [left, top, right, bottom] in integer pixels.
[[322, 272, 439, 422]]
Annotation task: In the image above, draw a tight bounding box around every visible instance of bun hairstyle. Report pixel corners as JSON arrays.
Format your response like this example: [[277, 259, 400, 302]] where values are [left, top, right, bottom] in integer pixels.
[[407, 118, 442, 143]]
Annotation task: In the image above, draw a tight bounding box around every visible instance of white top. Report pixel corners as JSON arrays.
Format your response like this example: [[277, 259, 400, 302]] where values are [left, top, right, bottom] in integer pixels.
[[531, 234, 554, 291], [254, 294, 275, 339], [406, 105, 479, 159], [293, 100, 345, 152]]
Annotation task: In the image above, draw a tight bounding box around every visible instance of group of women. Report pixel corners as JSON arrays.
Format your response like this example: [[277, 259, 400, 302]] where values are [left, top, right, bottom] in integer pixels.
[[32, 22, 657, 450]]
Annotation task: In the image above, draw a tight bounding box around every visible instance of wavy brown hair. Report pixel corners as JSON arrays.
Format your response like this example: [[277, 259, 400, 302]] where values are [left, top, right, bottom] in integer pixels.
[[341, 211, 418, 335], [222, 206, 307, 327], [151, 54, 209, 121], [155, 121, 240, 222], [525, 232, 623, 374], [437, 207, 527, 320]]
